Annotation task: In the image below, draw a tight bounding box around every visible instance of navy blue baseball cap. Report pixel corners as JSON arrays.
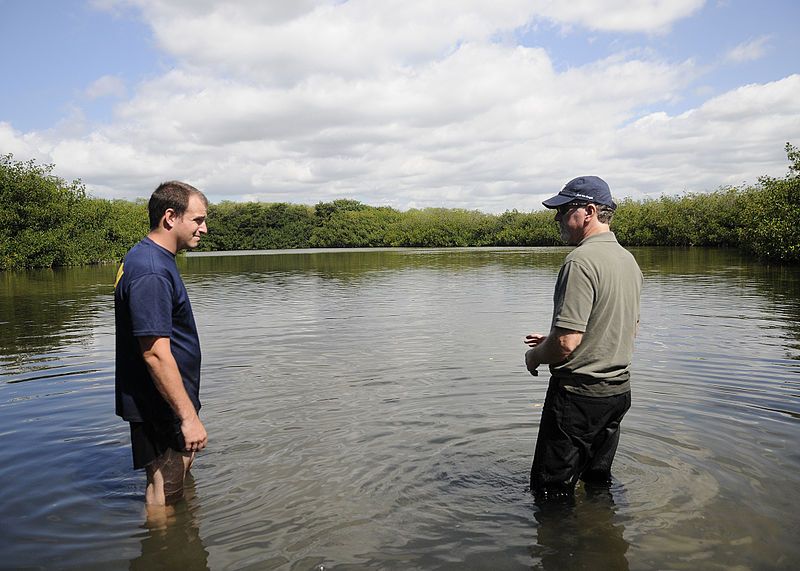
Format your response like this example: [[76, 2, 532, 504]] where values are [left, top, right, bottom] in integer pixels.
[[542, 176, 617, 209]]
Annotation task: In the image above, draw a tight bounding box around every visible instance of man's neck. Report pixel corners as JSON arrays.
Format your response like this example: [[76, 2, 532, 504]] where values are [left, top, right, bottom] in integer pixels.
[[147, 230, 178, 254], [580, 221, 611, 241]]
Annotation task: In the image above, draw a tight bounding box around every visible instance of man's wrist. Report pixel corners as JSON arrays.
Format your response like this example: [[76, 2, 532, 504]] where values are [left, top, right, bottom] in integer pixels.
[[177, 408, 199, 423]]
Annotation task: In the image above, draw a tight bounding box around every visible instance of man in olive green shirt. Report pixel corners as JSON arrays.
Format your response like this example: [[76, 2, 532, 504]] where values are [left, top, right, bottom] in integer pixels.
[[525, 176, 642, 499]]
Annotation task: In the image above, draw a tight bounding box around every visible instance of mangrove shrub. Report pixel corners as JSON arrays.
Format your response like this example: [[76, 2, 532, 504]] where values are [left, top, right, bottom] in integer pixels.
[[3, 143, 799, 268], [737, 143, 800, 263]]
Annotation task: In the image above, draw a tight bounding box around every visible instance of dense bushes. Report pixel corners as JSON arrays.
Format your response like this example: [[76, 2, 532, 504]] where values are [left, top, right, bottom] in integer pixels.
[[198, 201, 316, 251], [735, 143, 800, 263], [493, 209, 561, 246], [612, 142, 800, 263], [310, 203, 401, 247], [1, 155, 81, 269], [1, 144, 798, 269], [612, 188, 743, 248], [0, 155, 148, 270]]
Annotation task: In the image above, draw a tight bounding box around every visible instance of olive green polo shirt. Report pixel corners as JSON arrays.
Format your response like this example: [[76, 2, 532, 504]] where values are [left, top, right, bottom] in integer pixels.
[[549, 232, 643, 396]]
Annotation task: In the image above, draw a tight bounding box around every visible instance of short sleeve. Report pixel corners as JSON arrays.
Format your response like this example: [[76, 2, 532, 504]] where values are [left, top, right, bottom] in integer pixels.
[[552, 260, 594, 333], [128, 274, 173, 337]]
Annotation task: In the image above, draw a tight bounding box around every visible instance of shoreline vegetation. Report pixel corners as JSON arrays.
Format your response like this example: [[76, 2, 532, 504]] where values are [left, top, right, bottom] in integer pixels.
[[2, 143, 798, 271]]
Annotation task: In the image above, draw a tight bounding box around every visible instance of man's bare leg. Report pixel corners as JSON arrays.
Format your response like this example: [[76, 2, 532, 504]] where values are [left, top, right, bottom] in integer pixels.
[[144, 448, 196, 506]]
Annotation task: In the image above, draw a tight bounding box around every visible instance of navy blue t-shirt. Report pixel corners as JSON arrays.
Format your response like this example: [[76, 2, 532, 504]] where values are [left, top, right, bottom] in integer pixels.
[[114, 237, 201, 423]]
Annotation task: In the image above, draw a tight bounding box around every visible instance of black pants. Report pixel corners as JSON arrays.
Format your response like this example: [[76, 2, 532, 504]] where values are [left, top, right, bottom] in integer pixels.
[[130, 418, 186, 470], [530, 381, 631, 499]]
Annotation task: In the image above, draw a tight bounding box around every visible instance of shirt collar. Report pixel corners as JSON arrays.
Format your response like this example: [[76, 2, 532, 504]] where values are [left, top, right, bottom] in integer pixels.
[[578, 231, 617, 247]]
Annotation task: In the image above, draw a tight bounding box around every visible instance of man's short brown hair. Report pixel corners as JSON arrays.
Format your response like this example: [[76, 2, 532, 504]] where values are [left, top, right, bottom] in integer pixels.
[[148, 181, 208, 230]]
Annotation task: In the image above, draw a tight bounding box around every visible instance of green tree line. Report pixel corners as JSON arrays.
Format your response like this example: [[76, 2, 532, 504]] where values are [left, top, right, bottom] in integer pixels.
[[1, 143, 798, 270]]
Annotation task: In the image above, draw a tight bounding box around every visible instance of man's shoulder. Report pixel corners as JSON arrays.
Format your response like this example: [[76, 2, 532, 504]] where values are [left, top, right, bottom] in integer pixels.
[[565, 233, 640, 274], [126, 239, 173, 269], [576, 232, 635, 258], [564, 240, 599, 266], [121, 239, 177, 283]]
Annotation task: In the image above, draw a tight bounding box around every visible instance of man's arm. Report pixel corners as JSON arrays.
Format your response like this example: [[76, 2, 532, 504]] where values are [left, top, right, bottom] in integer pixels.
[[524, 327, 583, 374], [138, 336, 207, 452]]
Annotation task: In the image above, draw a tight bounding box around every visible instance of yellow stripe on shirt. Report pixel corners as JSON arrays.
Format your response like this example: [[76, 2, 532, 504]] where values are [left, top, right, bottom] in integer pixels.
[[114, 263, 124, 289]]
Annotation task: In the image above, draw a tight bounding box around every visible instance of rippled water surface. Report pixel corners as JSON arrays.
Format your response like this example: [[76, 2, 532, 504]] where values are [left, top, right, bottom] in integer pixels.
[[1, 247, 799, 570]]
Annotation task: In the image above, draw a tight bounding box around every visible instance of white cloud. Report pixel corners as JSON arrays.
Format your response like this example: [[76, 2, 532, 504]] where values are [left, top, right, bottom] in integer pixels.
[[0, 122, 44, 161], [85, 75, 128, 100], [106, 0, 705, 84], [3, 1, 799, 213], [725, 36, 770, 63], [531, 0, 705, 33], [610, 75, 800, 198]]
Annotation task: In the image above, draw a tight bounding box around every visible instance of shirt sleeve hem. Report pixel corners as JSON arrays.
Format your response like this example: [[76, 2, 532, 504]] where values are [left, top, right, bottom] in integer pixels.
[[132, 330, 172, 338], [553, 319, 587, 333]]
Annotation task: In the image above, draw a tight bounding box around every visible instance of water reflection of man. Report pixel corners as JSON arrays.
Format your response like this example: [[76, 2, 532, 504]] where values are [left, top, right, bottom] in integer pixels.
[[532, 487, 629, 570], [115, 181, 209, 509], [130, 473, 210, 571], [524, 176, 642, 499]]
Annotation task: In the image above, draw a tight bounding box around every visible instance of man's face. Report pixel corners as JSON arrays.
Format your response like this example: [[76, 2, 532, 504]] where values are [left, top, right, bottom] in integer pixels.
[[174, 195, 208, 251], [554, 202, 588, 246]]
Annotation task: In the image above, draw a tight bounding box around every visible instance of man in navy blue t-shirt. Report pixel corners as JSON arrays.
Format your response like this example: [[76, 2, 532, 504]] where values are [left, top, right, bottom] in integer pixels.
[[115, 180, 208, 507]]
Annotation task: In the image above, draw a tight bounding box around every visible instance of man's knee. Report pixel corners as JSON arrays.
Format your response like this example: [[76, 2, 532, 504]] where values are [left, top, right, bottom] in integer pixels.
[[146, 448, 191, 506]]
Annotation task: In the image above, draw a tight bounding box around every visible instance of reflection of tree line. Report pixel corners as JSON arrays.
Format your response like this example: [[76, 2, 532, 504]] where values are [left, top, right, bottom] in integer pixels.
[[631, 247, 800, 359], [0, 265, 115, 364], [183, 247, 568, 279], [3, 247, 800, 363], [751, 264, 800, 359]]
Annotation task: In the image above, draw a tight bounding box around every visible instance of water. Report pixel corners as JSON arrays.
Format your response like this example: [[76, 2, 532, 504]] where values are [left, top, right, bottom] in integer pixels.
[[1, 247, 798, 570]]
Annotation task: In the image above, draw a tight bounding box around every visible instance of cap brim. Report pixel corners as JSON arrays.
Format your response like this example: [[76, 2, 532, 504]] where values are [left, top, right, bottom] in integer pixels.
[[542, 193, 575, 208]]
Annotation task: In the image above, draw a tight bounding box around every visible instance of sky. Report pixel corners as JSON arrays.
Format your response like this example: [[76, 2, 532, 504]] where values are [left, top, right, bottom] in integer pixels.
[[1, 0, 799, 212]]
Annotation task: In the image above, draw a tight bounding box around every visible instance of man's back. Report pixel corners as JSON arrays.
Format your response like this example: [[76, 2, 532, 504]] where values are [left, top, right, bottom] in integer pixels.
[[550, 232, 642, 395]]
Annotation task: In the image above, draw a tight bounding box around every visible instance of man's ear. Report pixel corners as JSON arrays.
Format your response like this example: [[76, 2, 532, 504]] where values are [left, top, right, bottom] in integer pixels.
[[583, 203, 597, 218], [163, 208, 177, 230]]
